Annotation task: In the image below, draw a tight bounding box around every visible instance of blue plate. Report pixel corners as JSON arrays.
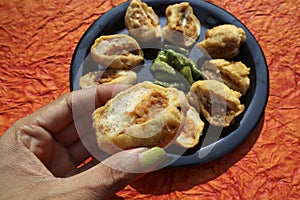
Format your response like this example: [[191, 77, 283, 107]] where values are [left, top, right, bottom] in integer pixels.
[[70, 0, 269, 166]]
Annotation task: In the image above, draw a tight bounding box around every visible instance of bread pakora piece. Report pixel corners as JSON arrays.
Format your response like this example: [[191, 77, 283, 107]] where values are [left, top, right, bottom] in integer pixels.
[[93, 81, 191, 153], [201, 59, 250, 95], [197, 24, 246, 59], [91, 34, 144, 69], [187, 80, 244, 127], [125, 0, 162, 42], [175, 106, 204, 148], [163, 2, 201, 47], [79, 70, 137, 89]]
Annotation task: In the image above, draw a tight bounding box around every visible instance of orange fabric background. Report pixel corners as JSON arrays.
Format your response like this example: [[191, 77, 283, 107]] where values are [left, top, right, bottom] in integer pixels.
[[0, 0, 299, 199]]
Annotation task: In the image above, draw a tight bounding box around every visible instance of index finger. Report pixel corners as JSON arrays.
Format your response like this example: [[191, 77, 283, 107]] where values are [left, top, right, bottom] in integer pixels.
[[30, 84, 129, 134]]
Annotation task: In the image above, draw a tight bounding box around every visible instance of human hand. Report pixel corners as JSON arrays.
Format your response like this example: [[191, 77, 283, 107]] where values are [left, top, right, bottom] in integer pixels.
[[0, 85, 166, 200]]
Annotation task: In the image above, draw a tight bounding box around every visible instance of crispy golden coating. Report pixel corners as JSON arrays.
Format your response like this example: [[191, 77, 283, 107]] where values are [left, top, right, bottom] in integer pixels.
[[79, 70, 137, 89], [175, 106, 204, 148], [91, 34, 144, 69], [163, 2, 201, 47], [125, 0, 162, 42], [197, 24, 246, 59], [92, 81, 191, 153], [201, 59, 250, 95], [187, 80, 244, 127]]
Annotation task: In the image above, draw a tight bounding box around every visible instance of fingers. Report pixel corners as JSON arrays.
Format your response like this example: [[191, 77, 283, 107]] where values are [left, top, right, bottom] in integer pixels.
[[72, 84, 130, 118], [94, 84, 130, 108], [21, 84, 129, 136], [16, 124, 79, 178], [36, 86, 99, 134], [54, 122, 79, 147], [68, 140, 91, 166], [48, 141, 78, 178], [53, 84, 130, 163], [64, 147, 166, 199], [54, 110, 94, 148], [18, 124, 54, 166], [78, 158, 100, 173], [46, 84, 130, 143]]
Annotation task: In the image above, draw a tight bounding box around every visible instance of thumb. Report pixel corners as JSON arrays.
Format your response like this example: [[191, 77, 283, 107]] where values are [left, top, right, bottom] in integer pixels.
[[64, 147, 166, 199]]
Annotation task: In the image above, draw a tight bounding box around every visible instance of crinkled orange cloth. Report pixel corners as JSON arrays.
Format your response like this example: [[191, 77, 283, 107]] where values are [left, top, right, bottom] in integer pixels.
[[0, 0, 299, 199]]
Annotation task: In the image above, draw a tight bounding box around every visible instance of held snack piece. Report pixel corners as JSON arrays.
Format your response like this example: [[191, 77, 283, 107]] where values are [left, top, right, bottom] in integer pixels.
[[79, 70, 137, 89], [125, 0, 162, 42], [201, 59, 250, 95], [163, 2, 201, 47], [187, 80, 244, 127], [92, 81, 192, 153], [175, 106, 204, 148], [91, 34, 144, 69], [197, 24, 246, 59]]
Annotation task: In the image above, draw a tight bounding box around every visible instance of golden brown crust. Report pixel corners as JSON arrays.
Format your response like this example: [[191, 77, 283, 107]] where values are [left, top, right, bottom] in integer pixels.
[[201, 59, 250, 95], [187, 80, 244, 127], [79, 70, 137, 89], [175, 106, 204, 148], [197, 24, 246, 59], [92, 81, 190, 153], [91, 34, 144, 69], [163, 2, 201, 47], [125, 0, 162, 42]]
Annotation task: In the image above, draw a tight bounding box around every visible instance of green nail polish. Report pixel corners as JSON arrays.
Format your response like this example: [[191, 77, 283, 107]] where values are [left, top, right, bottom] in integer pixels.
[[140, 147, 166, 169]]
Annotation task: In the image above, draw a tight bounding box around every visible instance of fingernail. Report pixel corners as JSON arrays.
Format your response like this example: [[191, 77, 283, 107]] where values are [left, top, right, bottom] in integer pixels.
[[140, 147, 166, 170]]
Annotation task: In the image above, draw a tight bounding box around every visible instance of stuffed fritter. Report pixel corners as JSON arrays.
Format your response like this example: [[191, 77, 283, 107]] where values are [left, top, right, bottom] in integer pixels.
[[91, 34, 144, 69], [163, 2, 201, 47], [125, 0, 162, 42], [175, 106, 204, 148], [93, 81, 204, 153], [188, 80, 244, 127], [201, 59, 250, 95], [79, 70, 137, 89], [197, 24, 246, 59]]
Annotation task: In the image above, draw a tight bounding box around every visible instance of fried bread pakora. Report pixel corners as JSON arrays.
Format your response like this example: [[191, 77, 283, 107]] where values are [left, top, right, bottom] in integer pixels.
[[125, 0, 162, 42], [175, 106, 204, 148], [93, 81, 190, 153], [201, 59, 250, 95], [163, 2, 201, 47], [197, 24, 246, 59], [79, 70, 137, 89], [91, 34, 144, 69], [188, 80, 244, 127]]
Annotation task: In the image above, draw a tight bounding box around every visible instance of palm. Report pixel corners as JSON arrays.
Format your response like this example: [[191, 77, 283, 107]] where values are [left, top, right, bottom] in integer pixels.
[[9, 86, 116, 178], [0, 85, 149, 200]]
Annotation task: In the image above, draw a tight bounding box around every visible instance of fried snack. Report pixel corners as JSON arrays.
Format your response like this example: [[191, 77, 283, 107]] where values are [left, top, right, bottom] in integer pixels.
[[125, 0, 162, 42], [201, 59, 250, 95], [91, 34, 144, 69], [197, 24, 246, 59], [175, 106, 204, 148], [163, 2, 201, 47], [92, 81, 190, 153], [187, 80, 244, 127], [79, 70, 137, 89]]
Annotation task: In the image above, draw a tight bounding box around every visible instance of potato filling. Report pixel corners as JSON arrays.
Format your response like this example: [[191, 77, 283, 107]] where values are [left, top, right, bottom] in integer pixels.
[[98, 70, 122, 84], [95, 38, 139, 56], [129, 92, 168, 124], [104, 42, 139, 56], [203, 68, 241, 90]]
